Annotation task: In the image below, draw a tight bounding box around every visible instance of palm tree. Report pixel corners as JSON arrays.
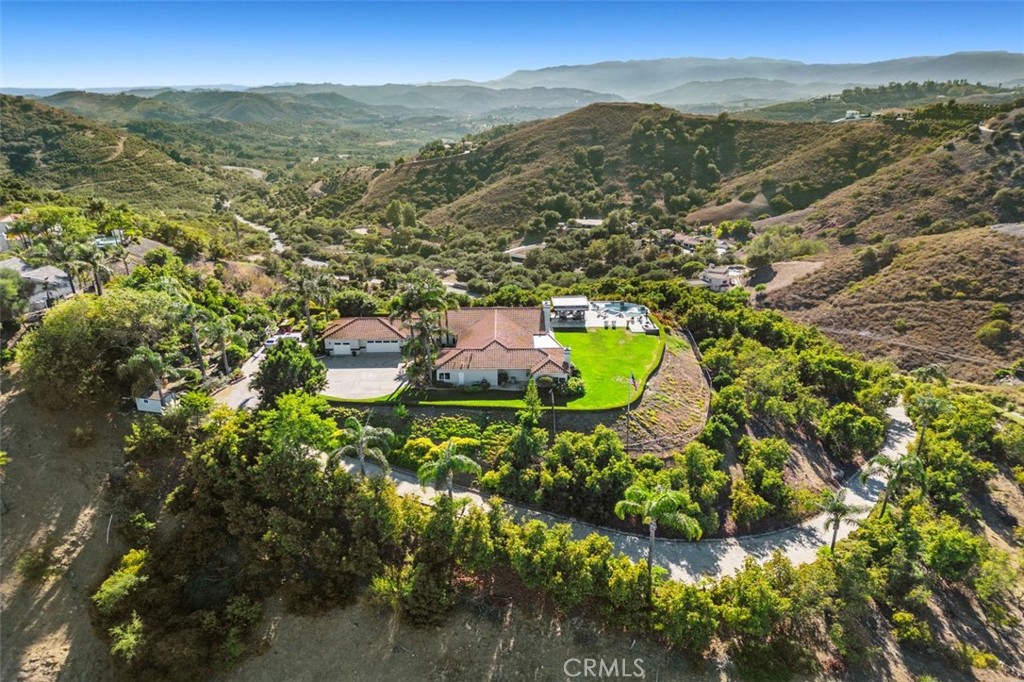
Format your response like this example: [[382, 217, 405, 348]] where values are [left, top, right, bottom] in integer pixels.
[[404, 311, 446, 388], [417, 438, 482, 499], [202, 313, 247, 375], [75, 242, 111, 296], [118, 346, 178, 404], [861, 452, 926, 517], [288, 267, 334, 347], [333, 417, 394, 477], [150, 277, 208, 379], [818, 489, 860, 553], [614, 484, 702, 604], [107, 242, 131, 275], [43, 241, 87, 295], [911, 393, 951, 468], [910, 363, 948, 386]]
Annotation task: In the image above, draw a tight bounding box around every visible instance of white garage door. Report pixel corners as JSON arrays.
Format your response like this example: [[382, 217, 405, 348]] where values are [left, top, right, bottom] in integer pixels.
[[365, 340, 402, 353], [326, 340, 352, 356]]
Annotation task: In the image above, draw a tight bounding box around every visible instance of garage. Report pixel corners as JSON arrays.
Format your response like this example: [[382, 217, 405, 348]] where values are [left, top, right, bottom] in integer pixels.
[[364, 340, 402, 353]]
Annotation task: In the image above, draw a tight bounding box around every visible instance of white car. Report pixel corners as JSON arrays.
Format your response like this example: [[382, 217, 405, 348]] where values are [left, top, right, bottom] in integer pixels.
[[264, 332, 305, 348]]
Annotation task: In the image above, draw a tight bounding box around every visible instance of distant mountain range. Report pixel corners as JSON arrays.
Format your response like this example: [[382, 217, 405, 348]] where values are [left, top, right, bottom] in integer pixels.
[[4, 52, 1021, 116]]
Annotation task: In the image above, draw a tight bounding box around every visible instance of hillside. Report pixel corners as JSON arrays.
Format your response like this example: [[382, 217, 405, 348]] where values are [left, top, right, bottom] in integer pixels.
[[763, 228, 1024, 381], [353, 102, 826, 233], [0, 95, 249, 212]]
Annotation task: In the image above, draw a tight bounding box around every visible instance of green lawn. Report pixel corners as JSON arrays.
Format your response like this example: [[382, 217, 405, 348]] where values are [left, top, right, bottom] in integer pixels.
[[555, 329, 665, 410]]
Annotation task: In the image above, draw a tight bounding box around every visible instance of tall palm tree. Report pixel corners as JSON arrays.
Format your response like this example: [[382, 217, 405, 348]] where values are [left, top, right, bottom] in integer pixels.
[[288, 267, 334, 347], [75, 242, 111, 296], [202, 313, 248, 375], [614, 484, 702, 604], [118, 346, 179, 404], [911, 393, 951, 468], [405, 311, 445, 388], [861, 451, 926, 517], [107, 242, 131, 275], [333, 417, 394, 477], [150, 277, 208, 379], [818, 489, 860, 553], [43, 240, 87, 295], [417, 438, 482, 499]]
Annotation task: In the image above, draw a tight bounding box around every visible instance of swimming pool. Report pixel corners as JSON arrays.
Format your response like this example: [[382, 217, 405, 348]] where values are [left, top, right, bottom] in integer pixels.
[[593, 301, 649, 318]]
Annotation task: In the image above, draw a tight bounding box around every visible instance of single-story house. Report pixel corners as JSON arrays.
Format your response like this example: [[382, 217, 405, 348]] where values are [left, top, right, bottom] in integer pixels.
[[0, 256, 74, 311], [320, 307, 571, 388], [700, 265, 748, 292], [504, 243, 546, 264], [320, 317, 407, 356], [136, 389, 178, 414]]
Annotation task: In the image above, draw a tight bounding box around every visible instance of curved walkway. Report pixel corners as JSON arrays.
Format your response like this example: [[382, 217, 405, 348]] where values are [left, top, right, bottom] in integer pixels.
[[341, 403, 915, 582]]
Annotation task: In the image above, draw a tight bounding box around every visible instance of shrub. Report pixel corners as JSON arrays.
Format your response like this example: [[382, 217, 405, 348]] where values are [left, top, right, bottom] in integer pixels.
[[891, 611, 932, 645], [738, 189, 757, 203], [653, 580, 719, 658], [562, 376, 586, 397], [93, 548, 149, 615], [68, 425, 96, 448], [225, 342, 248, 368], [123, 418, 177, 459], [976, 320, 1011, 348], [16, 545, 54, 581], [109, 611, 145, 663], [730, 479, 771, 526], [892, 318, 908, 334]]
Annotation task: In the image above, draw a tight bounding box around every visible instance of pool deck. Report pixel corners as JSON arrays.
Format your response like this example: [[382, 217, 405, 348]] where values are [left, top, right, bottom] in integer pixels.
[[552, 301, 657, 334]]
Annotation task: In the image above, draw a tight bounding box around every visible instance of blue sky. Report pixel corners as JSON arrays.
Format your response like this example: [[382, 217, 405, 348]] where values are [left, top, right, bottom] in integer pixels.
[[2, 2, 1022, 88]]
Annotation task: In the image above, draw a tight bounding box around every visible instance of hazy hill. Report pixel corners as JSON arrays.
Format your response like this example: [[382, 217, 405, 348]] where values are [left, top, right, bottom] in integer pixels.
[[247, 83, 624, 117], [763, 228, 1024, 381], [488, 52, 1024, 99], [0, 95, 248, 211], [643, 78, 854, 107]]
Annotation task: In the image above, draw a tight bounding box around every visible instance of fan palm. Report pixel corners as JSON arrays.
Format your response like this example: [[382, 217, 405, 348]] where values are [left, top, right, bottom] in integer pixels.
[[287, 267, 334, 347], [75, 242, 111, 296], [417, 438, 481, 499], [333, 417, 394, 477], [614, 484, 702, 604], [202, 313, 248, 375], [818, 489, 860, 553], [150, 277, 208, 379], [861, 451, 926, 517], [118, 346, 179, 403]]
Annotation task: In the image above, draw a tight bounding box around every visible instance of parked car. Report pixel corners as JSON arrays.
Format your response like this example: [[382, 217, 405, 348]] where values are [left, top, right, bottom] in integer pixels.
[[265, 332, 305, 348]]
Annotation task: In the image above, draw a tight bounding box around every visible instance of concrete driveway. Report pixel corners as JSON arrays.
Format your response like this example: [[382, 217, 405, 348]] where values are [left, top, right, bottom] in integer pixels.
[[322, 354, 406, 400]]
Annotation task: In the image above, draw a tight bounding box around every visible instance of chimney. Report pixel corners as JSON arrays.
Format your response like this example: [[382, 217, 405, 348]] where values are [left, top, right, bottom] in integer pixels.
[[563, 346, 572, 370], [542, 300, 553, 334]]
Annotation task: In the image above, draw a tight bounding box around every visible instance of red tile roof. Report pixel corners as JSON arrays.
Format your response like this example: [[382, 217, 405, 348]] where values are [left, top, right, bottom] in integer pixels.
[[320, 317, 406, 341], [322, 308, 567, 375]]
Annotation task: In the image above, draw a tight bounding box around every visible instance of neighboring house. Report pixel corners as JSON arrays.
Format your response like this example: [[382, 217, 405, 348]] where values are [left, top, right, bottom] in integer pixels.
[[699, 265, 748, 292], [671, 233, 710, 252], [320, 307, 571, 388], [564, 218, 604, 228], [135, 389, 178, 414], [0, 256, 74, 311], [504, 243, 546, 264]]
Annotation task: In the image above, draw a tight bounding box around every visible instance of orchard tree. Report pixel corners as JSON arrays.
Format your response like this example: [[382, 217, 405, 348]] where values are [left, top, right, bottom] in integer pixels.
[[252, 338, 327, 406]]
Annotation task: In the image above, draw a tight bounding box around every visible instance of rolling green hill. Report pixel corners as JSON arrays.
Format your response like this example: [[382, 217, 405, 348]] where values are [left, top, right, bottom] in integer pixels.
[[0, 95, 251, 212], [351, 102, 827, 234]]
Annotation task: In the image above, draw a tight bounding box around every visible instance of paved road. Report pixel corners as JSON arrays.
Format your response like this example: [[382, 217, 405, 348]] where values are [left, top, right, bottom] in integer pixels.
[[213, 350, 263, 410], [341, 403, 916, 582]]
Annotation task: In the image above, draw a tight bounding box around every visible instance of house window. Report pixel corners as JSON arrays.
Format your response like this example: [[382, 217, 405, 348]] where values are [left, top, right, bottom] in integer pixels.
[[438, 372, 451, 381]]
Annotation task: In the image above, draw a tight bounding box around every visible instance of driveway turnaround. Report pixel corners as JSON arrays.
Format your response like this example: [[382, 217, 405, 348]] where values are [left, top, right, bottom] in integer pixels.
[[322, 354, 406, 400], [340, 403, 916, 582]]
